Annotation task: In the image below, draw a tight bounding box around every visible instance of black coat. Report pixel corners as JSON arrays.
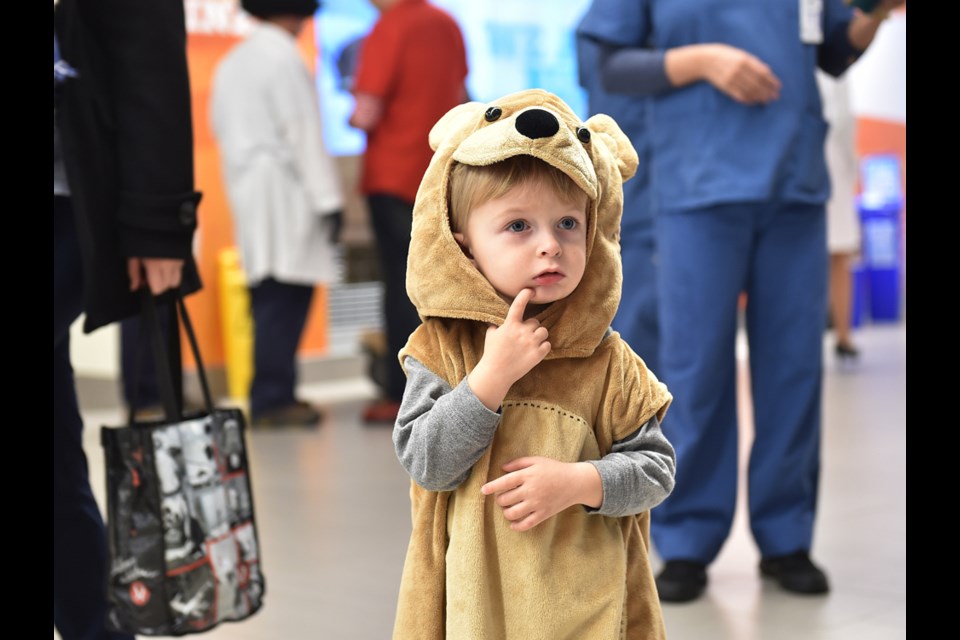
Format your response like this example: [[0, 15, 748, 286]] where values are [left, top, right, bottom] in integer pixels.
[[55, 0, 202, 333]]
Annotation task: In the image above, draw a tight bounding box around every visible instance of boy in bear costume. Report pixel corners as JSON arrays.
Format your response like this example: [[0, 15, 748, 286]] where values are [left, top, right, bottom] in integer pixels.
[[393, 88, 676, 639]]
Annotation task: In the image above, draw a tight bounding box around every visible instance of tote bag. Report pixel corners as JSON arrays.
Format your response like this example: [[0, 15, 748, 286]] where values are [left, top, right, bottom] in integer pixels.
[[101, 289, 265, 635]]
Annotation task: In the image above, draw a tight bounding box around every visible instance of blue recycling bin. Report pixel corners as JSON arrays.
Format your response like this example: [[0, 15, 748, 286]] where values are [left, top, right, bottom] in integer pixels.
[[858, 197, 902, 322], [857, 153, 904, 323]]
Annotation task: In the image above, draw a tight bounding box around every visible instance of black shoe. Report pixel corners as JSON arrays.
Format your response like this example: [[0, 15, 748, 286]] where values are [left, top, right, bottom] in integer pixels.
[[655, 560, 708, 603], [835, 342, 860, 360], [252, 401, 323, 428], [759, 551, 830, 595]]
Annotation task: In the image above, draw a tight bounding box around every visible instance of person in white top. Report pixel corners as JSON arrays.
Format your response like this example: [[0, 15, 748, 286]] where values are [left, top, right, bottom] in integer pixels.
[[211, 0, 343, 427], [816, 69, 862, 362]]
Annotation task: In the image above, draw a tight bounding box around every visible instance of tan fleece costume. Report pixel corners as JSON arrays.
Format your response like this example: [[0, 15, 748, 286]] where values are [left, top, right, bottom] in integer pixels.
[[394, 88, 672, 640]]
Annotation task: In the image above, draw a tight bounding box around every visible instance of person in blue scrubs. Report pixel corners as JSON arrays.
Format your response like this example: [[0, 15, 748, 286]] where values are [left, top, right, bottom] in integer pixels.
[[575, 28, 662, 374], [577, 0, 903, 603]]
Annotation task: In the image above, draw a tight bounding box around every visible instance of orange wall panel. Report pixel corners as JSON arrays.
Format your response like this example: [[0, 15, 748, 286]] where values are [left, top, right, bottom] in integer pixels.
[[182, 20, 328, 371]]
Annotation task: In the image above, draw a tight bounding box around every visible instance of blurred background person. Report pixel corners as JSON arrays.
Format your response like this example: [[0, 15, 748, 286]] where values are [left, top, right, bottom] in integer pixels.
[[817, 68, 862, 364], [120, 311, 201, 420], [211, 0, 344, 428], [348, 0, 468, 424], [576, 16, 663, 374], [54, 0, 201, 637], [577, 0, 904, 603], [120, 311, 184, 419]]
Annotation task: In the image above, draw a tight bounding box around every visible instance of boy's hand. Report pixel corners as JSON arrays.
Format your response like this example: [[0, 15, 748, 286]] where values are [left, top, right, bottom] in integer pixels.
[[468, 288, 551, 410], [480, 457, 603, 532], [486, 288, 551, 380]]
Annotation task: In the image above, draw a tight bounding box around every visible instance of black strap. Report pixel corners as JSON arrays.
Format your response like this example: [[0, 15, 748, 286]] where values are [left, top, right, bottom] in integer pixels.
[[176, 293, 213, 412], [130, 287, 214, 425]]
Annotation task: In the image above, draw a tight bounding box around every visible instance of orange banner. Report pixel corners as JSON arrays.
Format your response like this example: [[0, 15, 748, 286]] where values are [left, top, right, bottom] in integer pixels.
[[182, 1, 328, 371]]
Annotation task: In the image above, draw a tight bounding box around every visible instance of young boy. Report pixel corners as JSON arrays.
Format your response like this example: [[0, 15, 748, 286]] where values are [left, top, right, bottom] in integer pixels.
[[392, 89, 675, 639]]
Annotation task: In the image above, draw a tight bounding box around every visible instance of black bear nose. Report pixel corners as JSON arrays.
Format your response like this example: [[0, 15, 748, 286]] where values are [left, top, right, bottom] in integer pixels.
[[515, 109, 560, 139]]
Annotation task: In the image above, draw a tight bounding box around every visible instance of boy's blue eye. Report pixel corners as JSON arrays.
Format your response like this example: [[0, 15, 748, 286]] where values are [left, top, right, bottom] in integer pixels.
[[507, 221, 527, 232], [559, 218, 579, 230]]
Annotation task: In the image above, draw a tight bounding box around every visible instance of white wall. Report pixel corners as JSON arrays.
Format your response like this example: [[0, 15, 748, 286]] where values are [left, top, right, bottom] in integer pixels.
[[848, 12, 907, 124], [71, 317, 120, 378]]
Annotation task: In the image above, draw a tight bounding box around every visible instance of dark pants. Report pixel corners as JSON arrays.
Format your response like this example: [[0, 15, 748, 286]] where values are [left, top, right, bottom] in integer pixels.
[[249, 278, 314, 417], [367, 194, 422, 402], [120, 312, 166, 411], [53, 195, 134, 640]]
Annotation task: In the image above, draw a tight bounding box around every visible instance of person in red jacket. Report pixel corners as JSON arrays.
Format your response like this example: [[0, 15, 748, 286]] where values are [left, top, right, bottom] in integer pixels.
[[349, 0, 468, 423]]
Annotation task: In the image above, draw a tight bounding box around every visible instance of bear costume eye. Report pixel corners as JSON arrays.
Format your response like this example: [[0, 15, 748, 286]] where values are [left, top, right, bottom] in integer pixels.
[[576, 127, 591, 143], [484, 106, 502, 122]]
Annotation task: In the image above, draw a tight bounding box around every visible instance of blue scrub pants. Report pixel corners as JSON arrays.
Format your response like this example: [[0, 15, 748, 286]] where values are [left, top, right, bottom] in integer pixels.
[[53, 196, 134, 640], [249, 278, 315, 417], [651, 201, 827, 563], [612, 214, 660, 374]]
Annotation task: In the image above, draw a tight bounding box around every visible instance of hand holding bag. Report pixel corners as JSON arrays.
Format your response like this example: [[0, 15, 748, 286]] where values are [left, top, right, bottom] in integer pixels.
[[101, 289, 265, 635]]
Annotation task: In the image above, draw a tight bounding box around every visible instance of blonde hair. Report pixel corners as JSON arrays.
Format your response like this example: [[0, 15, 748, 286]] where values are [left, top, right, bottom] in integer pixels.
[[448, 155, 587, 232]]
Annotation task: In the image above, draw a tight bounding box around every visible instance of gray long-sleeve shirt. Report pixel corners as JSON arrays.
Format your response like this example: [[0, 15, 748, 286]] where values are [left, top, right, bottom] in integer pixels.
[[393, 356, 676, 518]]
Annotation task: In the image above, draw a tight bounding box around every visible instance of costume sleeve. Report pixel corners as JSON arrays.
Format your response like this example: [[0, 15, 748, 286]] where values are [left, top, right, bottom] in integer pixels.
[[818, 0, 859, 77], [394, 357, 501, 491], [88, 0, 200, 259], [270, 52, 344, 216], [585, 415, 675, 517]]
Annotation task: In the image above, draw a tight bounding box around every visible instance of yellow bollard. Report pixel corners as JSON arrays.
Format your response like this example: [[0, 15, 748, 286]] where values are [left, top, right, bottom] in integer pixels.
[[218, 247, 254, 405]]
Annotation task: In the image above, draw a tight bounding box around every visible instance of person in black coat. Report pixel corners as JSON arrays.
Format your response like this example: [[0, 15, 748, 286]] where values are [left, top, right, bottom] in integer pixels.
[[54, 1, 201, 637]]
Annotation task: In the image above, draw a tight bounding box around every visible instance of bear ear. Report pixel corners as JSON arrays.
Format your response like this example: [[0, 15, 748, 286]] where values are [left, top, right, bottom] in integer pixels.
[[584, 113, 639, 183], [429, 102, 486, 151]]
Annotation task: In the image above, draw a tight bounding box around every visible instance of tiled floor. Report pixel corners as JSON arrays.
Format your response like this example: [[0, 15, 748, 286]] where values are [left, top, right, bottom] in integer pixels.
[[64, 321, 906, 640]]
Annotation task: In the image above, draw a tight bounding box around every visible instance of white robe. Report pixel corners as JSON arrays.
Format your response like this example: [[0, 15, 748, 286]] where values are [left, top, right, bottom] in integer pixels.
[[817, 70, 861, 254], [211, 22, 343, 286]]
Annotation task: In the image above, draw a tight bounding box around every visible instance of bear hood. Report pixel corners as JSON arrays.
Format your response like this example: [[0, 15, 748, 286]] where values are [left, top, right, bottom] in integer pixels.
[[406, 88, 638, 358]]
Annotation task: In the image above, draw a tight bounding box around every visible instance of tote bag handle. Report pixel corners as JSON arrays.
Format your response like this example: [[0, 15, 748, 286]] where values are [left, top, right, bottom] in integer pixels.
[[130, 286, 215, 425]]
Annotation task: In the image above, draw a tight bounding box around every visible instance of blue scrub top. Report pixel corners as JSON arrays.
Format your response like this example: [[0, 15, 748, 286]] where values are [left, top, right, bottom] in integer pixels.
[[576, 0, 855, 213]]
